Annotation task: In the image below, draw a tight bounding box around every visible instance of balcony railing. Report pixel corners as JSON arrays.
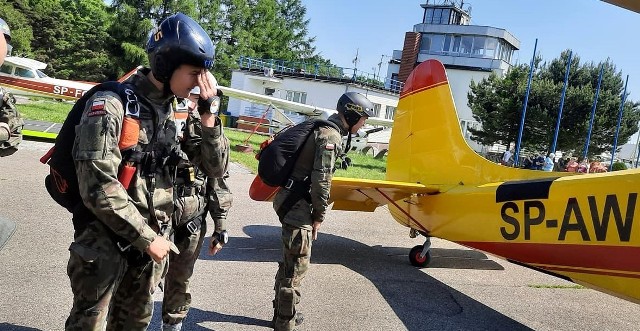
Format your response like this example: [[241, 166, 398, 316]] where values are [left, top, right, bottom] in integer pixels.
[[238, 56, 404, 94]]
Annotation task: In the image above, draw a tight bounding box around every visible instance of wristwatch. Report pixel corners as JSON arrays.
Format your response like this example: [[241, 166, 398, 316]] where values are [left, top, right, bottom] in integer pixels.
[[212, 231, 229, 245]]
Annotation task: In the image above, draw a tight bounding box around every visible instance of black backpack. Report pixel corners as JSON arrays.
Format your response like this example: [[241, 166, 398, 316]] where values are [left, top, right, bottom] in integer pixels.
[[40, 81, 142, 214], [257, 119, 340, 187]]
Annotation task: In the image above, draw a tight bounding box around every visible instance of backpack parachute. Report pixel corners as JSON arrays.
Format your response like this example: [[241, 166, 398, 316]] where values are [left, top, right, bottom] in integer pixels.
[[257, 119, 339, 187], [40, 82, 141, 213]]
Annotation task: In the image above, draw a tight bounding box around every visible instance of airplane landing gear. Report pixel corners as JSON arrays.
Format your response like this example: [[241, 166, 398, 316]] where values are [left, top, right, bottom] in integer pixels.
[[409, 237, 431, 267]]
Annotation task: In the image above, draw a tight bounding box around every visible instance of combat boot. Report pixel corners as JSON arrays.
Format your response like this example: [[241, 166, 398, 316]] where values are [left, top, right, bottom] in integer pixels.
[[162, 322, 182, 331], [271, 311, 304, 329]]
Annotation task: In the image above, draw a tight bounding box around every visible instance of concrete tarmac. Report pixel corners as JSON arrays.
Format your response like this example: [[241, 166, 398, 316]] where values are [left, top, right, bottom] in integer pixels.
[[1, 141, 639, 331]]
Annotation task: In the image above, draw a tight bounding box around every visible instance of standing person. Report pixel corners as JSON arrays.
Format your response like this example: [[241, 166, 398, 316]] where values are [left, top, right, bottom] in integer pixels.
[[543, 152, 555, 172], [501, 147, 514, 166], [64, 13, 221, 330], [271, 92, 373, 331], [162, 87, 232, 331], [0, 18, 23, 157]]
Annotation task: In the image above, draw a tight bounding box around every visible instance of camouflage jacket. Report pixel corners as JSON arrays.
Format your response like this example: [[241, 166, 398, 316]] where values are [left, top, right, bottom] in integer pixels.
[[0, 87, 23, 157], [276, 114, 345, 227], [173, 101, 230, 228], [72, 68, 222, 252]]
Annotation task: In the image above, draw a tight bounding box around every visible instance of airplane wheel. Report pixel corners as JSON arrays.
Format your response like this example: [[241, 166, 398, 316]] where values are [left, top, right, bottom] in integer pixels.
[[409, 245, 430, 267]]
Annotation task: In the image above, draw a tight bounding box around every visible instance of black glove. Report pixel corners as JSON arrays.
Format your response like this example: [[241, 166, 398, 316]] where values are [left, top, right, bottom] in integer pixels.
[[340, 157, 352, 170]]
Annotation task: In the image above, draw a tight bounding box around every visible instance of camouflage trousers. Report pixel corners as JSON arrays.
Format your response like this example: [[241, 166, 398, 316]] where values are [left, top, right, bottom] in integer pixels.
[[273, 223, 313, 331], [65, 220, 167, 331], [162, 212, 207, 325]]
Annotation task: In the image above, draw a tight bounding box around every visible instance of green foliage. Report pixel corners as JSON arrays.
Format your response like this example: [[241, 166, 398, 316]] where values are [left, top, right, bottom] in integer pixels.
[[1, 0, 325, 88], [611, 161, 627, 171], [0, 0, 33, 56], [468, 50, 640, 158]]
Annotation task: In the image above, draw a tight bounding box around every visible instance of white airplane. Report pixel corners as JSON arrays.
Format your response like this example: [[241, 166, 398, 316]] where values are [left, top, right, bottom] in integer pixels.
[[0, 57, 137, 101]]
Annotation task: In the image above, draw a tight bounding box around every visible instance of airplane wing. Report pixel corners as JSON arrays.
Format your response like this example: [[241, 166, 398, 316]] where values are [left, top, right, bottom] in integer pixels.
[[329, 177, 439, 212], [218, 86, 394, 127]]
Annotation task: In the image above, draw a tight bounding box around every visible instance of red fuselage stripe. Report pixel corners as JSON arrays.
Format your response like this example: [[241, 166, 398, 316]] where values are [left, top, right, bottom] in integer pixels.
[[458, 241, 640, 273]]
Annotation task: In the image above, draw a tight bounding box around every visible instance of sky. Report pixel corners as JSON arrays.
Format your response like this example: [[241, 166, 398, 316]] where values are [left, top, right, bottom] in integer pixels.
[[301, 0, 640, 101]]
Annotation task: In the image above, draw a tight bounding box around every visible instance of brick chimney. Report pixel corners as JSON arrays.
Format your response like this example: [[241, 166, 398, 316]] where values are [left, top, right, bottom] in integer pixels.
[[398, 32, 421, 83]]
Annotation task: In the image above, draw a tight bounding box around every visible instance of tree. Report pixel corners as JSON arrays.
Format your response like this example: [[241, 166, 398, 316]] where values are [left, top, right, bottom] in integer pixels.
[[0, 0, 33, 57], [468, 50, 640, 158]]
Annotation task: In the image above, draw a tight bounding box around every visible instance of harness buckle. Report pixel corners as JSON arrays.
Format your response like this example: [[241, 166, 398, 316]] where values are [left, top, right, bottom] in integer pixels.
[[117, 241, 132, 252], [186, 220, 198, 235], [284, 178, 294, 189]]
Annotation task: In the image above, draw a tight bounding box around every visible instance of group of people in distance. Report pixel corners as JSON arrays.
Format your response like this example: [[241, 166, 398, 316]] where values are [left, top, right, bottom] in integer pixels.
[[500, 148, 609, 173]]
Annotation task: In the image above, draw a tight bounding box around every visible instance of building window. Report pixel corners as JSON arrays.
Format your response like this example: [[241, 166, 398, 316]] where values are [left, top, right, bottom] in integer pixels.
[[285, 90, 307, 104], [472, 36, 485, 56], [373, 103, 381, 117], [420, 35, 431, 52], [385, 106, 396, 120], [460, 36, 473, 54], [264, 87, 276, 96], [429, 34, 444, 53], [452, 35, 461, 53], [443, 35, 453, 53], [485, 38, 498, 58]]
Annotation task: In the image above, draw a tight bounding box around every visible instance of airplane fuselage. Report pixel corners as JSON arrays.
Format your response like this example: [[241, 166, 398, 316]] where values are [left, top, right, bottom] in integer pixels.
[[391, 170, 640, 302], [0, 75, 93, 100]]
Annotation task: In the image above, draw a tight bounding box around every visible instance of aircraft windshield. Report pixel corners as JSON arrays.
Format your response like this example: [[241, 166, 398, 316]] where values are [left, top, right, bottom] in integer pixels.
[[36, 70, 49, 78]]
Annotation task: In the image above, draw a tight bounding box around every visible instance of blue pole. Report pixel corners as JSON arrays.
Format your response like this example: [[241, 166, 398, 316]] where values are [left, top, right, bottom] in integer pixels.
[[610, 74, 629, 171], [550, 50, 573, 154], [635, 136, 640, 168], [583, 64, 604, 160], [514, 38, 538, 167]]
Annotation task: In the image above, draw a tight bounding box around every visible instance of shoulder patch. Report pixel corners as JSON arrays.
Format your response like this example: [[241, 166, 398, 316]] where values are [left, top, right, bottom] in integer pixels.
[[87, 100, 106, 117]]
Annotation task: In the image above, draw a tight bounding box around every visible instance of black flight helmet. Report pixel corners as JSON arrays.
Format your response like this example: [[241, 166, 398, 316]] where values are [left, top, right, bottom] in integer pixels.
[[0, 18, 10, 43], [337, 92, 374, 130], [146, 13, 215, 84]]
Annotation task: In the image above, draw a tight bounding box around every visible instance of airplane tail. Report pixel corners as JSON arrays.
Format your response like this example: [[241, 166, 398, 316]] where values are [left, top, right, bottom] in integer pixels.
[[386, 60, 568, 187]]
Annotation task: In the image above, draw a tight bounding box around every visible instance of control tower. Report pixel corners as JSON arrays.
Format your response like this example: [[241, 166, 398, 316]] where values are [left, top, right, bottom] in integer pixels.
[[386, 1, 520, 152]]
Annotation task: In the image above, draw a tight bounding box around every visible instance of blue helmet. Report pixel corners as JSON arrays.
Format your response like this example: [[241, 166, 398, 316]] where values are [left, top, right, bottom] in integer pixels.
[[0, 18, 10, 42], [146, 13, 215, 83]]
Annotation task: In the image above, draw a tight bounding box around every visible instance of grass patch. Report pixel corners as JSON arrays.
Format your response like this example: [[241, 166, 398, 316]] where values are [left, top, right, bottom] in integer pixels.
[[18, 100, 72, 123], [225, 129, 387, 179], [527, 284, 585, 289]]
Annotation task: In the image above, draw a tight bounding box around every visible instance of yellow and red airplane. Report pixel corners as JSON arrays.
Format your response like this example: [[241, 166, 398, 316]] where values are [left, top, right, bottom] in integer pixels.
[[250, 59, 640, 304]]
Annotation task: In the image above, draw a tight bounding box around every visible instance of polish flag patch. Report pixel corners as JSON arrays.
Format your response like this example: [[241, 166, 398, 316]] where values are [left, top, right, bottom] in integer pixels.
[[87, 100, 106, 117], [325, 143, 335, 150]]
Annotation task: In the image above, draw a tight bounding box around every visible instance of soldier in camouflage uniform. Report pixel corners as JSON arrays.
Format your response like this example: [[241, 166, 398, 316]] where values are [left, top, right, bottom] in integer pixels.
[[271, 92, 374, 331], [162, 87, 233, 331], [65, 13, 220, 331], [0, 18, 23, 157]]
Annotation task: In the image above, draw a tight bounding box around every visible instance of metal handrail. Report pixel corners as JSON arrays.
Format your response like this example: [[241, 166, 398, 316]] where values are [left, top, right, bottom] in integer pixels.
[[237, 56, 404, 94]]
